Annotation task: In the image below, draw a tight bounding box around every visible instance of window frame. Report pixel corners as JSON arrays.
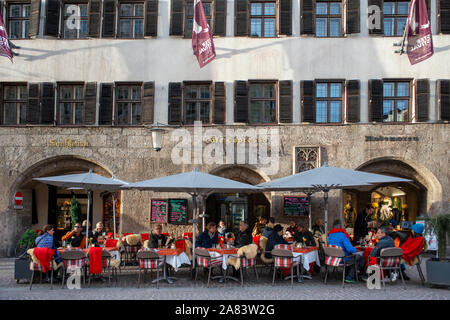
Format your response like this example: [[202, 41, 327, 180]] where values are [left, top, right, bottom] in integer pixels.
[[381, 79, 412, 123], [249, 0, 277, 38], [6, 2, 31, 40], [382, 0, 410, 37], [61, 2, 89, 39], [114, 82, 143, 125], [2, 82, 28, 125], [117, 1, 145, 39], [182, 81, 213, 125], [57, 82, 85, 125], [314, 79, 344, 124], [248, 80, 278, 124], [314, 0, 343, 38], [184, 0, 214, 39]]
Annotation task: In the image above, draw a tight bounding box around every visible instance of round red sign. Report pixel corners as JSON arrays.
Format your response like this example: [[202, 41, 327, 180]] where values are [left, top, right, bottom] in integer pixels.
[[14, 192, 23, 206]]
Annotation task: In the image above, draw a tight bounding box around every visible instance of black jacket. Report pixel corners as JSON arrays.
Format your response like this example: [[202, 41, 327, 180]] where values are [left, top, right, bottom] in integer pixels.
[[293, 230, 315, 246], [265, 233, 288, 259], [235, 228, 253, 248], [370, 235, 396, 257], [354, 210, 369, 239], [195, 230, 219, 248], [149, 233, 167, 248]]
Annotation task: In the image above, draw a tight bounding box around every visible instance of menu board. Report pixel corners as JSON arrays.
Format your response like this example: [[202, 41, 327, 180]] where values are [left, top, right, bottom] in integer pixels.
[[150, 199, 167, 223], [168, 199, 188, 225], [283, 196, 309, 216]]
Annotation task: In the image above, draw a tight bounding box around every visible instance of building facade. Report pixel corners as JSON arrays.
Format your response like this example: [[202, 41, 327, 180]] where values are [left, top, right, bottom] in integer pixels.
[[0, 0, 448, 255]]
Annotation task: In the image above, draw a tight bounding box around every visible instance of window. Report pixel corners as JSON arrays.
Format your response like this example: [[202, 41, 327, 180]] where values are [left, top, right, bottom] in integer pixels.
[[116, 85, 142, 125], [63, 3, 88, 38], [250, 2, 276, 37], [249, 82, 276, 124], [183, 84, 212, 124], [383, 1, 409, 36], [315, 1, 342, 37], [119, 3, 144, 38], [185, 1, 212, 38], [7, 3, 30, 39], [382, 81, 410, 122], [315, 82, 342, 123], [2, 85, 28, 125], [58, 84, 84, 125]]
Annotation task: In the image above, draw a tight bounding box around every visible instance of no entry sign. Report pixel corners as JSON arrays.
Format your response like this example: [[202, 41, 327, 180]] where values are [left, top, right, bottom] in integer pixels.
[[14, 192, 23, 209]]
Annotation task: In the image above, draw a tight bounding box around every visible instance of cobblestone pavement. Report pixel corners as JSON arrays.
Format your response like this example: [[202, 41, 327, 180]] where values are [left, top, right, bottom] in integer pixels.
[[0, 256, 449, 300]]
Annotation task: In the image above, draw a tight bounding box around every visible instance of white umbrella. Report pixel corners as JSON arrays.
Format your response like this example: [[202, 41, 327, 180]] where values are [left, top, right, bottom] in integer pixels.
[[34, 170, 129, 247], [126, 168, 262, 273], [258, 164, 411, 242]]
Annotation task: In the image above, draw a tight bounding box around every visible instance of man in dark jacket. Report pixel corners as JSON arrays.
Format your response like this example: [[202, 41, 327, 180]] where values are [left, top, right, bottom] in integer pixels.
[[195, 222, 219, 248], [149, 224, 170, 248], [265, 224, 288, 259], [234, 221, 253, 248], [293, 223, 316, 246], [370, 226, 396, 258], [262, 217, 275, 238], [354, 204, 373, 244]]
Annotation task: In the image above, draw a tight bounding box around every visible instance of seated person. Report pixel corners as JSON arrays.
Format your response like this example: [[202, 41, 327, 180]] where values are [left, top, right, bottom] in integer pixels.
[[35, 224, 63, 281], [217, 220, 231, 237], [149, 224, 171, 248], [386, 220, 409, 247], [399, 223, 427, 280], [92, 222, 106, 241], [195, 222, 219, 248], [369, 226, 396, 258], [234, 221, 253, 248], [252, 217, 267, 237], [328, 219, 366, 283], [265, 224, 288, 259], [293, 223, 315, 246], [62, 223, 86, 248], [262, 217, 275, 238], [286, 220, 298, 236]]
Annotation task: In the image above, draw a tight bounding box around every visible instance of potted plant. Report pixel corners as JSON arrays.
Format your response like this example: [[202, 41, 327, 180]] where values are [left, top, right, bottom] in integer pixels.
[[425, 213, 450, 287], [70, 196, 82, 228]]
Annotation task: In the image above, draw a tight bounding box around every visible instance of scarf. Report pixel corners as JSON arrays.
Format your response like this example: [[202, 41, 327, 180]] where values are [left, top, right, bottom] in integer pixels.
[[328, 228, 352, 242], [89, 247, 103, 275]]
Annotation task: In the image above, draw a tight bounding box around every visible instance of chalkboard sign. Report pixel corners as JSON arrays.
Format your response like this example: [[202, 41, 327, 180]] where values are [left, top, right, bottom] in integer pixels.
[[168, 199, 188, 225], [283, 196, 309, 217], [150, 199, 167, 223]]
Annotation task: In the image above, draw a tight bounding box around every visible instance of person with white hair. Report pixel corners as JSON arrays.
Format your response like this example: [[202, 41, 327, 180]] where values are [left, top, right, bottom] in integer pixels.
[[234, 221, 253, 248]]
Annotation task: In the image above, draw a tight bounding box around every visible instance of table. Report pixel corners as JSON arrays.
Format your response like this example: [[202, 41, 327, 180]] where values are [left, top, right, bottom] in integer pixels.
[[207, 248, 240, 283], [287, 247, 320, 281], [149, 248, 191, 284]]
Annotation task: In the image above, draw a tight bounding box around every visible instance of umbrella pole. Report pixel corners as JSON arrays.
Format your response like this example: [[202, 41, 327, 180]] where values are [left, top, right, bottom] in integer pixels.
[[113, 193, 117, 240], [202, 195, 206, 232], [307, 191, 313, 231], [324, 190, 328, 246], [86, 190, 91, 249], [192, 194, 197, 271]]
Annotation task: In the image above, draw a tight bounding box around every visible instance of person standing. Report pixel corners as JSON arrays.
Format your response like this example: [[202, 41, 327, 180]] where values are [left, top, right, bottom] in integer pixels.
[[354, 204, 373, 244]]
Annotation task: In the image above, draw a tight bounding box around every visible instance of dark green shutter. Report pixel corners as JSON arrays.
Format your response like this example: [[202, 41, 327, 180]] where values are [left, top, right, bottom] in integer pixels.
[[45, 0, 60, 37], [234, 81, 248, 123], [235, 0, 248, 36], [145, 0, 158, 37], [347, 0, 360, 34], [301, 80, 315, 122], [439, 0, 450, 34], [279, 80, 293, 123], [346, 80, 360, 123], [170, 0, 184, 35], [369, 79, 383, 122], [84, 82, 97, 125], [88, 0, 102, 37], [213, 82, 226, 124], [99, 83, 114, 125], [102, 0, 116, 37], [40, 82, 55, 124], [29, 0, 41, 38], [0, 83, 3, 125], [368, 0, 383, 35], [168, 82, 182, 124], [437, 79, 450, 121], [300, 0, 314, 35], [142, 81, 155, 125], [415, 79, 429, 122], [214, 0, 227, 36], [27, 83, 40, 124], [279, 0, 292, 36]]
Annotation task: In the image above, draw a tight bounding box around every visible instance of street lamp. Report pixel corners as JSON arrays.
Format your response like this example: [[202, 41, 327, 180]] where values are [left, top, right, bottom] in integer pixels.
[[149, 123, 167, 152]]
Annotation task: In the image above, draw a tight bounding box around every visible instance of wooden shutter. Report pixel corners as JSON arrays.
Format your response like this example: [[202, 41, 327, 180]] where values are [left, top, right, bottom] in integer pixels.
[[437, 80, 450, 121], [88, 0, 102, 37], [142, 81, 155, 125], [279, 0, 292, 36], [99, 83, 114, 125], [235, 0, 248, 36], [170, 0, 184, 35], [44, 0, 60, 37], [368, 0, 383, 35], [415, 79, 429, 122], [300, 0, 314, 35], [346, 0, 360, 34], [279, 80, 293, 123], [27, 83, 40, 124], [234, 81, 248, 123], [439, 0, 450, 34], [369, 79, 383, 122], [213, 82, 226, 124], [346, 80, 360, 123], [145, 0, 158, 37], [214, 0, 227, 36], [0, 83, 3, 125], [29, 0, 41, 38], [40, 82, 55, 124], [168, 82, 182, 124], [84, 82, 97, 124], [301, 80, 315, 122], [102, 0, 116, 37]]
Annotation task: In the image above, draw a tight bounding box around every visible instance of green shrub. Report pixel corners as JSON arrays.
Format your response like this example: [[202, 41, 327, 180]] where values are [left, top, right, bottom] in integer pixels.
[[425, 213, 450, 260], [18, 229, 38, 247]]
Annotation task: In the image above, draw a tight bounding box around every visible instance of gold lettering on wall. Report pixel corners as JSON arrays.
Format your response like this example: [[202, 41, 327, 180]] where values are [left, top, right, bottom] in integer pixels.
[[48, 139, 89, 148]]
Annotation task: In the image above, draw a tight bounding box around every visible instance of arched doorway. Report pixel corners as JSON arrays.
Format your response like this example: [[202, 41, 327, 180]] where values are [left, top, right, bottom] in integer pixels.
[[342, 157, 443, 228], [205, 165, 271, 232]]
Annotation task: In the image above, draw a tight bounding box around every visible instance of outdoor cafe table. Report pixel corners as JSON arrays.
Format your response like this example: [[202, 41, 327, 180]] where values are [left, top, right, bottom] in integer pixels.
[[149, 248, 191, 284], [207, 248, 240, 283], [278, 246, 320, 281]]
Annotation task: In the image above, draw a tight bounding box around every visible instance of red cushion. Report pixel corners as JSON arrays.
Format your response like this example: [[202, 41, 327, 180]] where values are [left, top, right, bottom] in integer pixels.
[[105, 239, 117, 247], [162, 232, 170, 237], [140, 233, 150, 241]]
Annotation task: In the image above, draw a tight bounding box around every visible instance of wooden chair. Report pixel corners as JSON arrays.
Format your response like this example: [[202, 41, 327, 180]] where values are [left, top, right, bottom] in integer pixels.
[[28, 249, 56, 290], [379, 247, 406, 290], [137, 248, 163, 288], [60, 249, 87, 288], [271, 248, 300, 288], [123, 240, 141, 266], [88, 249, 115, 287], [194, 248, 224, 287], [323, 245, 357, 288]]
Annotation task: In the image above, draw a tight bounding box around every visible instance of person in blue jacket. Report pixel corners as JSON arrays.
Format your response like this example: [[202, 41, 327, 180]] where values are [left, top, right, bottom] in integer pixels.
[[328, 220, 366, 283], [195, 222, 219, 248]]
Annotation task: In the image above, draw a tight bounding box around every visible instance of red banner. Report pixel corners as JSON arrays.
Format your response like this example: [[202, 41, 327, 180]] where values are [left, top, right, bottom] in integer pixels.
[[0, 14, 13, 62], [406, 0, 433, 65], [192, 0, 216, 68]]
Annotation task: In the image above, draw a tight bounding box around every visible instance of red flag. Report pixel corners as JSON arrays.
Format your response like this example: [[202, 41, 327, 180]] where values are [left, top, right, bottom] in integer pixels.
[[405, 0, 433, 65], [0, 14, 13, 62], [192, 0, 216, 68]]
